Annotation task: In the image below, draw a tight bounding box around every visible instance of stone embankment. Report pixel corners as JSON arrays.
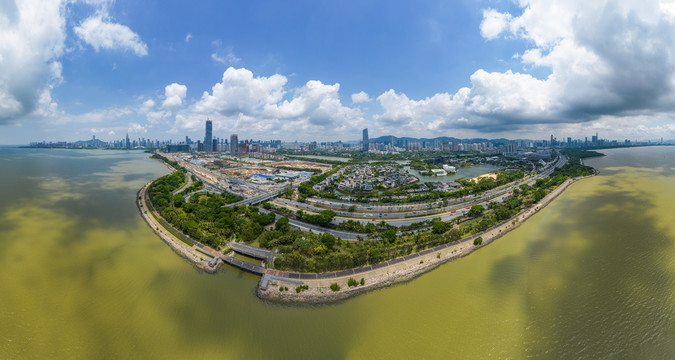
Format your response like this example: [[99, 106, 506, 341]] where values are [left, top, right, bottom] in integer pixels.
[[257, 173, 596, 304], [137, 183, 219, 274]]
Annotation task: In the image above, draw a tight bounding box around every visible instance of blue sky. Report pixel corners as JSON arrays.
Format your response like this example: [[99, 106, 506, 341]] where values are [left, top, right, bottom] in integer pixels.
[[1, 0, 675, 144]]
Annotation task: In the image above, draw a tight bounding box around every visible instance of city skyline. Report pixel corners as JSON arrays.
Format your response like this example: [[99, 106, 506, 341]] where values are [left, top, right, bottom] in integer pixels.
[[3, 1, 675, 144]]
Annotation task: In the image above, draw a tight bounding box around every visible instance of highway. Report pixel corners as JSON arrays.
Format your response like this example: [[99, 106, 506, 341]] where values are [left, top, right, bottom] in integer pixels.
[[163, 151, 566, 233], [270, 155, 567, 227], [259, 208, 363, 240]]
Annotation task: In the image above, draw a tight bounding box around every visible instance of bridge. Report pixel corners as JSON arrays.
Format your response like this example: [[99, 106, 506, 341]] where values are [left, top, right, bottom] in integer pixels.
[[228, 241, 277, 266], [226, 190, 282, 207]]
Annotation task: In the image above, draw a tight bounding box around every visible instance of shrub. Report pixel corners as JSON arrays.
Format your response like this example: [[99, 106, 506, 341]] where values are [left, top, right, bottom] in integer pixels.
[[473, 237, 483, 246], [360, 278, 365, 286], [279, 286, 284, 292], [330, 283, 340, 292], [347, 278, 358, 287]]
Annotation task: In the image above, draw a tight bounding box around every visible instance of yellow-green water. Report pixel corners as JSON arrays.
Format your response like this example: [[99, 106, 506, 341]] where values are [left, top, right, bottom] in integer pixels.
[[0, 147, 673, 359]]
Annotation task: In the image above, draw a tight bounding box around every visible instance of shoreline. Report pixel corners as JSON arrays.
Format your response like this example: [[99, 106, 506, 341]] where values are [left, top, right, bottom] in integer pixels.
[[256, 172, 597, 304], [136, 165, 595, 304], [136, 182, 220, 274]]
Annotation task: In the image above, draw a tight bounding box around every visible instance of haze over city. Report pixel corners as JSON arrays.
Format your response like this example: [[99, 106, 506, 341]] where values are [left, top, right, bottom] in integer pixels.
[[2, 0, 675, 144]]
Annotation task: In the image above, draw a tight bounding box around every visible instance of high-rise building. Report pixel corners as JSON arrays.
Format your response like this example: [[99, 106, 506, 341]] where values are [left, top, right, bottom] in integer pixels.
[[362, 128, 369, 152], [125, 133, 130, 149], [204, 119, 213, 153], [230, 134, 238, 157]]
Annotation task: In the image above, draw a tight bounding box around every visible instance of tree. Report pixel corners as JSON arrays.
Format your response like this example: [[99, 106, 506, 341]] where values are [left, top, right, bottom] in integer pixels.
[[467, 205, 485, 217], [317, 210, 336, 225], [533, 189, 546, 202], [432, 220, 448, 234], [348, 205, 357, 212], [275, 216, 291, 233], [239, 221, 263, 242], [173, 194, 185, 208], [320, 233, 336, 248], [381, 229, 397, 243]]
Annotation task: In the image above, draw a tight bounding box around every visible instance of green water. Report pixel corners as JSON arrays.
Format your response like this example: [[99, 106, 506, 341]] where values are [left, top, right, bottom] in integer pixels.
[[0, 147, 673, 359], [405, 163, 499, 183]]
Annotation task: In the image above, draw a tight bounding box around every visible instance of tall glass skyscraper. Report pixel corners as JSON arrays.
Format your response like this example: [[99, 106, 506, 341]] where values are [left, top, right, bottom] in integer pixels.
[[362, 128, 368, 152], [230, 134, 238, 157], [204, 120, 213, 152]]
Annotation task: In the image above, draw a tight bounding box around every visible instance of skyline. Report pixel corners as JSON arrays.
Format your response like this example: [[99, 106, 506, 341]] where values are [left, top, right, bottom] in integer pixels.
[[3, 1, 675, 144]]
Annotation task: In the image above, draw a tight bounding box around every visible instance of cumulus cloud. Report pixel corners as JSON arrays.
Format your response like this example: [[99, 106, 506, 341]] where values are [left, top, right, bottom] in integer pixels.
[[0, 0, 65, 123], [185, 33, 192, 42], [195, 67, 287, 116], [185, 67, 363, 139], [351, 91, 372, 104], [74, 15, 148, 56], [267, 80, 361, 127], [480, 9, 512, 40], [378, 0, 675, 135], [162, 83, 187, 110]]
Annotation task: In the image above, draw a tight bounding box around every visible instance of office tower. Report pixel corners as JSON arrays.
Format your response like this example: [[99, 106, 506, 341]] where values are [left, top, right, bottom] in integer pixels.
[[230, 134, 238, 157], [125, 133, 130, 149], [204, 119, 213, 153], [362, 128, 369, 152]]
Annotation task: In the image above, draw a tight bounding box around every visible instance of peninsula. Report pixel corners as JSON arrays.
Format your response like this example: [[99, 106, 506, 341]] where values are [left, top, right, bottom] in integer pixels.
[[137, 147, 600, 304]]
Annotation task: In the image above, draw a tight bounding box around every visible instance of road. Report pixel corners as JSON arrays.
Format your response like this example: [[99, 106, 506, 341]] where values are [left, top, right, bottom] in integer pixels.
[[269, 155, 567, 227], [259, 208, 363, 240]]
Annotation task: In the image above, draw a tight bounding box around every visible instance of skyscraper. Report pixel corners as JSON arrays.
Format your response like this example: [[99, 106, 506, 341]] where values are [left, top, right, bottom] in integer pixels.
[[230, 134, 238, 157], [125, 133, 130, 149], [362, 128, 368, 152], [204, 119, 213, 153]]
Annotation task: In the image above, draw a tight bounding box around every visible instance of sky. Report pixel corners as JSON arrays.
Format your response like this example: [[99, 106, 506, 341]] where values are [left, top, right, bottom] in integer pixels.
[[2, 0, 675, 144]]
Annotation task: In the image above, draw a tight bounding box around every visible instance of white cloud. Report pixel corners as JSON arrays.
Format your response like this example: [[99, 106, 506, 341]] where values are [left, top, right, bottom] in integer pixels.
[[0, 0, 65, 123], [195, 67, 287, 116], [140, 99, 155, 111], [351, 91, 372, 104], [185, 33, 192, 42], [162, 83, 187, 110], [374, 0, 675, 135], [211, 43, 241, 65], [267, 80, 362, 127], [128, 123, 147, 134], [74, 15, 148, 56], [183, 67, 364, 139], [480, 9, 512, 40]]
